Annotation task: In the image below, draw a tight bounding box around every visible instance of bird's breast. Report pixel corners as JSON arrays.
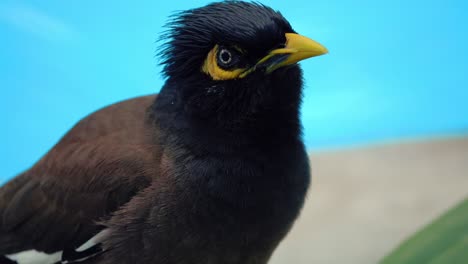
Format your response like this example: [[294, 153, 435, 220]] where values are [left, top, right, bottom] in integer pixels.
[[166, 146, 310, 240]]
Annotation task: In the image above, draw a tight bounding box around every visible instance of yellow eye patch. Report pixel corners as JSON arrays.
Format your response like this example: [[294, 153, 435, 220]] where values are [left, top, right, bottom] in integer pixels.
[[201, 45, 246, 81]]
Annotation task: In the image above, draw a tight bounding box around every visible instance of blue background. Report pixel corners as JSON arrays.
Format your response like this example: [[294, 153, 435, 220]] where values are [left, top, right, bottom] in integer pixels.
[[1, 0, 467, 181]]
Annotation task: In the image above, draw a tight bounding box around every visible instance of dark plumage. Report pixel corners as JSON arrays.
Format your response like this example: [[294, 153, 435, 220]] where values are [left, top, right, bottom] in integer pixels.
[[0, 1, 327, 263]]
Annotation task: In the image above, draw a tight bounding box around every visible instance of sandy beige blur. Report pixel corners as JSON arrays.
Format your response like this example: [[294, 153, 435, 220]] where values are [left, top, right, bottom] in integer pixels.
[[270, 136, 468, 264]]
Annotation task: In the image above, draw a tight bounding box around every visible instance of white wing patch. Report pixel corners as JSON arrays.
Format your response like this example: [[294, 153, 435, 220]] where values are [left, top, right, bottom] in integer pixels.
[[5, 229, 109, 264], [6, 250, 62, 264], [76, 229, 109, 252]]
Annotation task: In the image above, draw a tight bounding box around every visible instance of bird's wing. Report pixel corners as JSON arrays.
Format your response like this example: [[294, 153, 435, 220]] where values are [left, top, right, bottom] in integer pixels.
[[0, 95, 160, 258]]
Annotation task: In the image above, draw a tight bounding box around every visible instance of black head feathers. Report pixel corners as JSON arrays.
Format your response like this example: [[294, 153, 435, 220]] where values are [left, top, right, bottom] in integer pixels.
[[159, 1, 294, 79], [155, 1, 327, 130]]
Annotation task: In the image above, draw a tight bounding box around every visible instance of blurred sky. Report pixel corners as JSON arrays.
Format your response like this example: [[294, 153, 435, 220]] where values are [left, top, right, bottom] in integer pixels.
[[1, 0, 467, 180]]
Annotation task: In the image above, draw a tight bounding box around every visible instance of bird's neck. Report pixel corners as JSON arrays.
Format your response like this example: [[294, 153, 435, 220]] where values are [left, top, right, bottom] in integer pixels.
[[153, 98, 300, 154], [151, 72, 304, 153]]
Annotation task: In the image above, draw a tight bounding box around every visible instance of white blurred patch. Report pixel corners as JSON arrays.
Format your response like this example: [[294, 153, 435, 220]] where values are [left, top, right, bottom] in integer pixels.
[[6, 250, 62, 264], [76, 229, 109, 252], [4, 229, 109, 264]]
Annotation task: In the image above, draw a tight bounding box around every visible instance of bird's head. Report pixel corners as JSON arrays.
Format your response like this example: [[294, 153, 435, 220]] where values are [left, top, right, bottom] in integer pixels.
[[158, 1, 327, 129]]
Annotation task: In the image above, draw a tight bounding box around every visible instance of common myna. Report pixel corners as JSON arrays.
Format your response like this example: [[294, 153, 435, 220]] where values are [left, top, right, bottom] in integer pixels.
[[0, 1, 327, 263]]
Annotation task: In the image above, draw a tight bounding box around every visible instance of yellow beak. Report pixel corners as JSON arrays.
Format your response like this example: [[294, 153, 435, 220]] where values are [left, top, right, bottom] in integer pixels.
[[247, 33, 328, 75], [273, 33, 328, 64]]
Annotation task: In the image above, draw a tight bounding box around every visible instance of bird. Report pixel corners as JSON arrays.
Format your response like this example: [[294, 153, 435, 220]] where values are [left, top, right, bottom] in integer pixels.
[[0, 1, 327, 264]]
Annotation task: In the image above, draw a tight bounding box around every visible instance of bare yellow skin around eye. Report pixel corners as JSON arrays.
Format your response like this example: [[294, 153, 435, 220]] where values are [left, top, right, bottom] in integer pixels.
[[201, 45, 246, 81]]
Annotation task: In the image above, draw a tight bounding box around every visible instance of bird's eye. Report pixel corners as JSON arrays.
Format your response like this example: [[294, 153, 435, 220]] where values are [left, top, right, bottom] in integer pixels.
[[219, 49, 232, 64], [217, 47, 239, 69]]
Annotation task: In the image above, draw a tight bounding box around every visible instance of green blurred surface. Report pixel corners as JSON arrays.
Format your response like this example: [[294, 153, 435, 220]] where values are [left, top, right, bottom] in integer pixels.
[[380, 198, 468, 264]]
